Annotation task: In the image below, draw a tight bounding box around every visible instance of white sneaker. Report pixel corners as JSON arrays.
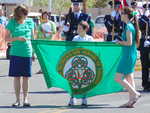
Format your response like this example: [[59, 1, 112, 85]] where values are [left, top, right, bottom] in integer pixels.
[[144, 40, 150, 47], [112, 39, 119, 43], [81, 98, 87, 106], [68, 97, 76, 106]]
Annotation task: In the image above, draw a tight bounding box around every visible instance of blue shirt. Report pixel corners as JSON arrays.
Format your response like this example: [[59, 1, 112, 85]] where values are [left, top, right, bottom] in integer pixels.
[[0, 16, 8, 26], [72, 35, 93, 41]]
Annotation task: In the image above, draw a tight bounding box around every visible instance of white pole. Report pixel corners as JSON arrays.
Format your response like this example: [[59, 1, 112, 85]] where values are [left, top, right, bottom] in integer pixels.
[[48, 0, 52, 12]]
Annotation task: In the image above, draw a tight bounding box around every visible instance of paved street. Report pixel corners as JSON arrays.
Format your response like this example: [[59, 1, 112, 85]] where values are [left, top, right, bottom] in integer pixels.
[[0, 58, 149, 113]]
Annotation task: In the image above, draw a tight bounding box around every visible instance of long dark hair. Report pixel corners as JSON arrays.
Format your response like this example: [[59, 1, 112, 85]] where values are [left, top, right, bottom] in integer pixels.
[[124, 7, 141, 47], [14, 5, 28, 22]]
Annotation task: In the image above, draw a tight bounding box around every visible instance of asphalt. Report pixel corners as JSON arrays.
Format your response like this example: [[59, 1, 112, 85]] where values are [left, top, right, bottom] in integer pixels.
[[0, 57, 149, 113]]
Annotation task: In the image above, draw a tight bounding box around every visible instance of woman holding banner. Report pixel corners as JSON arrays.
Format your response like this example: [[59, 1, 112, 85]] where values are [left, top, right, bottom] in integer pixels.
[[5, 5, 35, 107], [115, 7, 141, 108]]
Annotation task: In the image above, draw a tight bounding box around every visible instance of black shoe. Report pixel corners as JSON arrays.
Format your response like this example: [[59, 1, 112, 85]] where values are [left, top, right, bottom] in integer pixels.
[[143, 88, 150, 92], [81, 98, 87, 107], [36, 70, 42, 74], [12, 102, 20, 107], [23, 102, 31, 107], [81, 103, 88, 107]]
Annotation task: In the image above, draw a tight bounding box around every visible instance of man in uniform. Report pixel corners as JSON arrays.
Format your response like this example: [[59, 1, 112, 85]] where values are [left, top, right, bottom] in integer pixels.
[[138, 4, 150, 91], [104, 0, 125, 41], [65, 0, 91, 41]]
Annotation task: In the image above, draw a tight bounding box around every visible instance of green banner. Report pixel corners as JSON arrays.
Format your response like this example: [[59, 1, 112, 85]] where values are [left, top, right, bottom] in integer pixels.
[[32, 40, 123, 98]]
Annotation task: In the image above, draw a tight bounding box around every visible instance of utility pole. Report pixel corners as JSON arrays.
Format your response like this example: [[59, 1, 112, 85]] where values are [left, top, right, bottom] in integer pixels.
[[48, 0, 52, 12]]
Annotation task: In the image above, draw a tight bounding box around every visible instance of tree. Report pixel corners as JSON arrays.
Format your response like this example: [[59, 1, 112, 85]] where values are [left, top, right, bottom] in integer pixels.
[[33, 0, 48, 7], [52, 0, 71, 14], [87, 0, 96, 8], [32, 0, 109, 11], [93, 0, 110, 8]]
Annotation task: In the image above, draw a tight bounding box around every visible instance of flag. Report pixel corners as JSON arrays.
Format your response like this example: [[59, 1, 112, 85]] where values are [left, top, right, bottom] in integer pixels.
[[32, 40, 123, 98]]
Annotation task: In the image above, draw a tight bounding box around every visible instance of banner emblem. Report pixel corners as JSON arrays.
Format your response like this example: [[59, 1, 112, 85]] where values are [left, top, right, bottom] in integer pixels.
[[58, 48, 103, 94]]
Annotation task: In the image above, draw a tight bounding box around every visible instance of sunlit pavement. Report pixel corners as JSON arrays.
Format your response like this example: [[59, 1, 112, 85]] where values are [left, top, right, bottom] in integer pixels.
[[0, 58, 149, 113]]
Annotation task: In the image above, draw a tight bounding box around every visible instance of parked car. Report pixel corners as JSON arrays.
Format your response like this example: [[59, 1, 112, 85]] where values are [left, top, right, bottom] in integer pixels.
[[95, 15, 105, 29], [50, 14, 64, 27], [94, 15, 107, 41]]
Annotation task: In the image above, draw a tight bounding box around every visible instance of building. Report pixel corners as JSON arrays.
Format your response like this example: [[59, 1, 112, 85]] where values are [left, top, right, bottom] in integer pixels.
[[0, 0, 33, 17]]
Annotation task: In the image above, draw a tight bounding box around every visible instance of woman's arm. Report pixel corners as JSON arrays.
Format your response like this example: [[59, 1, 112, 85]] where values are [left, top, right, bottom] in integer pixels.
[[31, 29, 36, 39], [5, 30, 26, 42], [117, 30, 132, 46]]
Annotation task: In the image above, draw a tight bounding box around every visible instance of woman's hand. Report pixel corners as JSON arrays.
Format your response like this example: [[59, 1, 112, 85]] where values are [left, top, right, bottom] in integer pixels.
[[17, 37, 28, 41], [116, 41, 122, 45]]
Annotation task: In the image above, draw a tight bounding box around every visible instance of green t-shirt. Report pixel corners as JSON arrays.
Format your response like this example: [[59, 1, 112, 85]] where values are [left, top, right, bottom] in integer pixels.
[[37, 20, 56, 40], [6, 18, 34, 57]]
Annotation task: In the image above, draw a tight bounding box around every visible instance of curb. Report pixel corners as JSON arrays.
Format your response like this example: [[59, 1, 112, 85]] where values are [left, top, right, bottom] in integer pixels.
[[0, 51, 6, 58]]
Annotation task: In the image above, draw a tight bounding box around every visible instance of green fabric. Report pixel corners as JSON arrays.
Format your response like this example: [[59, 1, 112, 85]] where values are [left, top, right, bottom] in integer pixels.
[[117, 22, 137, 75], [88, 19, 95, 33], [32, 40, 123, 98], [6, 18, 34, 57], [37, 21, 56, 40], [131, 11, 138, 16]]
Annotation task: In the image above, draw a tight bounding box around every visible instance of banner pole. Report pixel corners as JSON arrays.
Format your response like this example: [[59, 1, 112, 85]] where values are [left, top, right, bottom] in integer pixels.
[[112, 0, 115, 41], [146, 0, 149, 39]]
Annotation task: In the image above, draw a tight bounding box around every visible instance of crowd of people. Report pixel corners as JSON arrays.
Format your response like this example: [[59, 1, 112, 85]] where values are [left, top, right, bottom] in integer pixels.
[[0, 0, 149, 108]]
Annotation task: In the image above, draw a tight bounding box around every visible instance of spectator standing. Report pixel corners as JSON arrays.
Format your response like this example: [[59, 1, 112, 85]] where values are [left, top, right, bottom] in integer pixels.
[[65, 2, 91, 41], [5, 5, 35, 107], [37, 11, 56, 39], [138, 4, 150, 92], [0, 8, 8, 27], [36, 11, 56, 74], [105, 1, 125, 41]]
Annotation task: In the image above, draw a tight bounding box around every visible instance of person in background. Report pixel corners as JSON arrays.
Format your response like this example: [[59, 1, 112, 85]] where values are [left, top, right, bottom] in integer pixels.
[[87, 14, 95, 36], [36, 11, 56, 74], [38, 8, 43, 14], [105, 0, 125, 41], [65, 2, 91, 41], [138, 4, 150, 92], [63, 7, 72, 40], [5, 5, 35, 107], [131, 1, 141, 19], [37, 11, 56, 39], [115, 7, 141, 108], [0, 8, 8, 27], [52, 16, 67, 40], [0, 8, 9, 58], [68, 21, 93, 106]]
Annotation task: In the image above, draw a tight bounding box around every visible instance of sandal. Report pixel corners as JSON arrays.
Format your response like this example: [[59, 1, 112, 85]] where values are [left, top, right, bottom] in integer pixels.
[[12, 102, 20, 107], [119, 102, 134, 108], [119, 94, 141, 108]]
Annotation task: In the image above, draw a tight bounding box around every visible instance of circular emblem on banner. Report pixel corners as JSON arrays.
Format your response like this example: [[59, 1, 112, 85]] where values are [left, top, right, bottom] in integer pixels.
[[57, 48, 103, 94]]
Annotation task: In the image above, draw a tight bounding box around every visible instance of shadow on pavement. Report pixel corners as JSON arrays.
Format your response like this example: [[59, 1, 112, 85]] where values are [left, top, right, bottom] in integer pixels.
[[0, 104, 118, 109], [0, 75, 7, 77], [67, 104, 118, 109], [0, 106, 12, 108], [29, 91, 67, 94], [0, 58, 8, 60]]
